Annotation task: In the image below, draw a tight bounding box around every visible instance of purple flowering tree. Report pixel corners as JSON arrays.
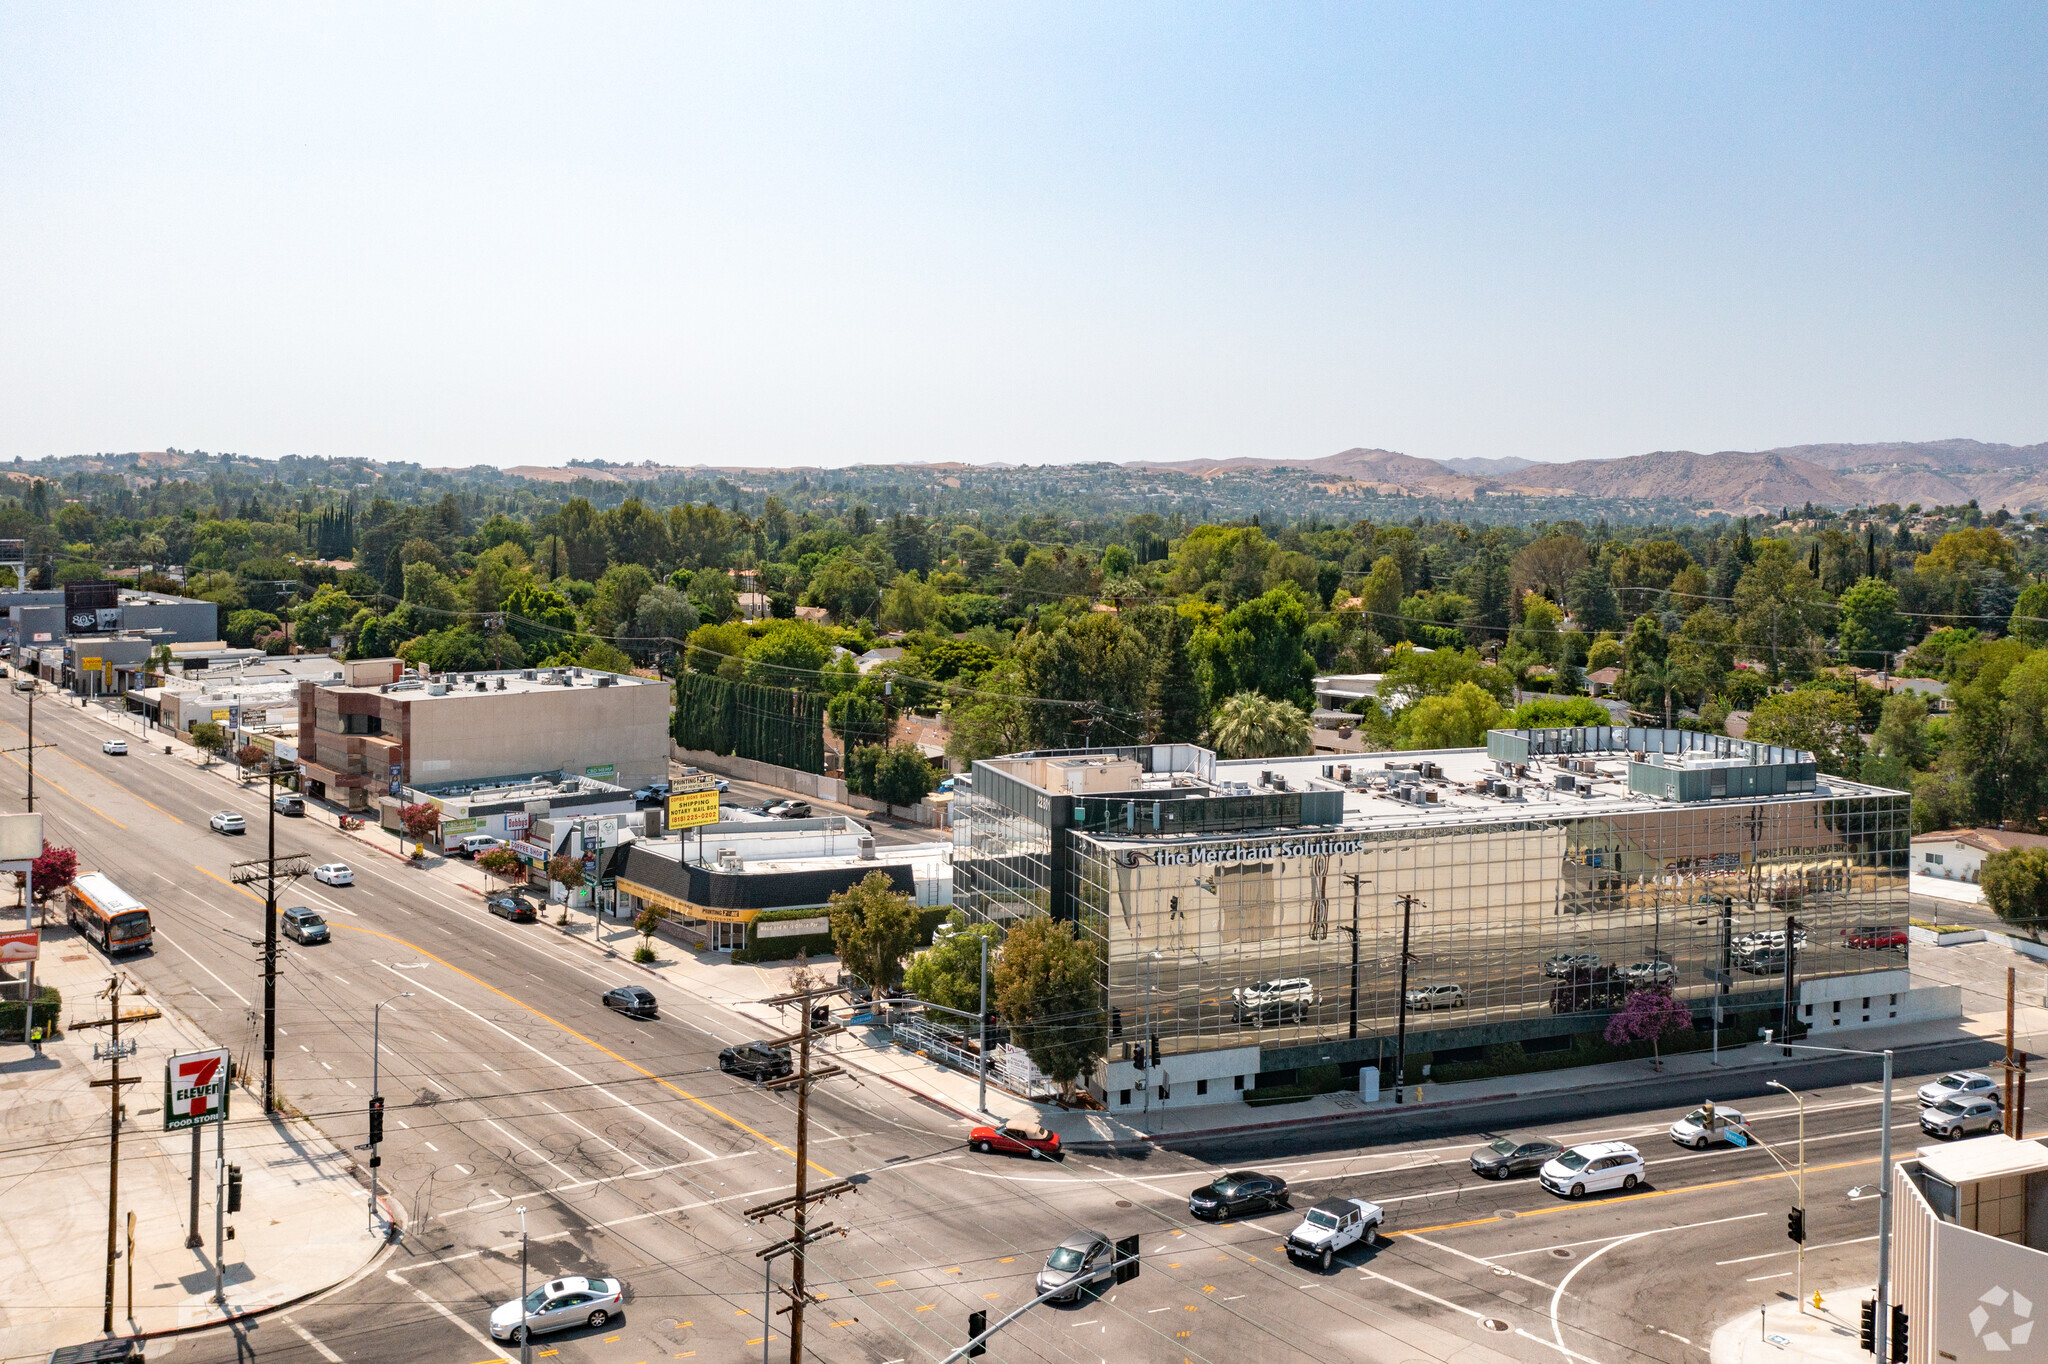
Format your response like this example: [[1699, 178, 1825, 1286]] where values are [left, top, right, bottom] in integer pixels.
[[1603, 985, 1692, 1071]]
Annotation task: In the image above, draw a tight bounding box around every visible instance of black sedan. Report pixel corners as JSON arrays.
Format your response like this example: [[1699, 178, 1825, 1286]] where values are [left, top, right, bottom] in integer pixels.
[[1188, 1170, 1290, 1219], [601, 985, 658, 1018], [720, 1040, 793, 1082], [1470, 1135, 1564, 1179], [487, 894, 537, 923]]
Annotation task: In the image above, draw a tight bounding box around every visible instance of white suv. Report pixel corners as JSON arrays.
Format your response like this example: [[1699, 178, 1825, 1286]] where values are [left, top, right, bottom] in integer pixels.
[[1232, 978, 1315, 1024], [1918, 1071, 2001, 1108], [1540, 1142, 1645, 1199]]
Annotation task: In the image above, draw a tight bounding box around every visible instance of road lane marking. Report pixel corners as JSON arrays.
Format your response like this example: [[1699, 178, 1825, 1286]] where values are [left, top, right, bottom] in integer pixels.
[[1748, 1272, 1793, 1282], [1402, 1231, 1556, 1292], [149, 923, 254, 1005], [1549, 1211, 1764, 1361], [283, 1318, 344, 1363], [1717, 1234, 1878, 1265]]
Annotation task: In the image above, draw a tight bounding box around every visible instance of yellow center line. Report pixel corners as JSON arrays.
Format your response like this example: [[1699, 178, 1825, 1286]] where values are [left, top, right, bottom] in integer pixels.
[[195, 865, 263, 903], [1388, 1154, 1876, 1240], [335, 922, 831, 1174]]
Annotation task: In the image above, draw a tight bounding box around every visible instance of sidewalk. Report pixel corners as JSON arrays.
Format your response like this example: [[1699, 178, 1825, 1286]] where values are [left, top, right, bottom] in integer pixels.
[[1710, 1285, 1868, 1364], [0, 921, 391, 1362], [1912, 872, 1987, 907]]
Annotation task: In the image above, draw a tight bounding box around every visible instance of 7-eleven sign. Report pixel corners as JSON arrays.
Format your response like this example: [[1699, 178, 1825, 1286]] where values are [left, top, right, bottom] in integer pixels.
[[165, 1047, 232, 1131]]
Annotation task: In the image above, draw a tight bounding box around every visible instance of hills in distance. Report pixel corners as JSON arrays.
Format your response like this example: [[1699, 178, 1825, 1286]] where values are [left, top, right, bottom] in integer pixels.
[[1129, 439, 2048, 514]]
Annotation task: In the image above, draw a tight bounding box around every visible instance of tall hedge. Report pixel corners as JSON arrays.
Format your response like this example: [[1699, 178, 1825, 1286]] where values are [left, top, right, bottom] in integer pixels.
[[673, 670, 825, 774]]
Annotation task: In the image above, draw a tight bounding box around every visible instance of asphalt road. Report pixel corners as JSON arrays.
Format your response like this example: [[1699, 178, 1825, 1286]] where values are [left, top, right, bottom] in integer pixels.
[[2, 686, 2024, 1364]]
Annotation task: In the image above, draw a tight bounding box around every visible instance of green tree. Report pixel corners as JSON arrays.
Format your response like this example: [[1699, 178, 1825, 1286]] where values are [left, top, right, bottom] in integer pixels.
[[630, 585, 699, 659], [1836, 577, 1908, 664], [1512, 592, 1564, 663], [1378, 644, 1513, 709], [1733, 540, 1829, 682], [1564, 566, 1622, 634], [1746, 688, 1864, 774], [685, 566, 739, 624], [743, 620, 834, 689], [1205, 691, 1311, 759], [1505, 696, 1610, 728], [502, 581, 580, 657], [578, 640, 634, 674], [1357, 555, 1404, 636], [992, 915, 1105, 1102], [189, 721, 228, 765], [805, 556, 880, 622], [1194, 586, 1314, 708], [1396, 681, 1504, 749], [477, 846, 524, 889], [2011, 582, 2048, 647], [1148, 612, 1203, 744], [903, 915, 1001, 1015], [944, 662, 1032, 765], [590, 563, 657, 637], [869, 741, 937, 811], [828, 871, 921, 994], [292, 583, 359, 647], [1982, 847, 2048, 929]]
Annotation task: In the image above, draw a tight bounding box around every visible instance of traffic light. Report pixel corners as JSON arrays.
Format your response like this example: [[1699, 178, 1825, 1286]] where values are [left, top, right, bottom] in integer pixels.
[[966, 1309, 986, 1358], [1115, 1234, 1141, 1284], [226, 1164, 243, 1214], [1131, 1044, 1146, 1070], [1860, 1300, 1877, 1353], [1702, 1099, 1716, 1127], [1891, 1305, 1908, 1363], [1787, 1207, 1806, 1244], [368, 1094, 384, 1145]]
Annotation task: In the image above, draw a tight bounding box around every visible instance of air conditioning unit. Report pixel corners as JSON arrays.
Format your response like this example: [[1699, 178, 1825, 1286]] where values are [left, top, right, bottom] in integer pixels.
[[856, 834, 876, 860], [426, 682, 448, 697], [716, 848, 742, 871]]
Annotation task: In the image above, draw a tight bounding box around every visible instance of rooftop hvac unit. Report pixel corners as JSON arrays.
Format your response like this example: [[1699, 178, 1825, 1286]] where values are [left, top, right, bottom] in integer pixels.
[[426, 682, 448, 697], [597, 676, 614, 687], [857, 834, 876, 860], [1555, 772, 1576, 790], [1322, 765, 1334, 779], [1259, 770, 1272, 786], [1423, 788, 1440, 803], [1337, 765, 1352, 782], [494, 677, 506, 690], [716, 848, 741, 871], [475, 681, 488, 692], [522, 670, 535, 681], [1418, 761, 1443, 780], [1503, 783, 1523, 800]]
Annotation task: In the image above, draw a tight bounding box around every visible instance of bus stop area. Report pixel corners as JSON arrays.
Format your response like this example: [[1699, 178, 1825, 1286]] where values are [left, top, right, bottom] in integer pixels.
[[0, 924, 389, 1362]]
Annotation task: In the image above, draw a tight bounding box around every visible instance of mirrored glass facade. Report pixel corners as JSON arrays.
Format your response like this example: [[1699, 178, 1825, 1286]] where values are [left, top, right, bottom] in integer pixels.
[[958, 738, 1910, 1094]]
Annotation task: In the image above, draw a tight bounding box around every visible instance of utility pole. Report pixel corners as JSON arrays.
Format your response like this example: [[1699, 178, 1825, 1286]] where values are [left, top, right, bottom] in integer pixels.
[[747, 979, 857, 1362], [1339, 874, 1371, 1040], [80, 975, 153, 1335], [230, 759, 309, 1115], [1391, 893, 1418, 1103]]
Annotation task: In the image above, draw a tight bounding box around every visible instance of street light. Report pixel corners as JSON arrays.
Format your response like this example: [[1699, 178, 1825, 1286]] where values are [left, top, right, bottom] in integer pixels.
[[1764, 1032, 1896, 1358], [1765, 1079, 1809, 1312], [369, 990, 413, 1236]]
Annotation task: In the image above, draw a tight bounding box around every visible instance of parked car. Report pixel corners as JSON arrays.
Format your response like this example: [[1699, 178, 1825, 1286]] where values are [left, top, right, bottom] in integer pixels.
[[1232, 978, 1316, 1024], [1188, 1171, 1289, 1219], [1034, 1230, 1117, 1303], [487, 894, 537, 923], [1919, 1071, 2002, 1108], [1469, 1135, 1563, 1180], [710, 776, 729, 793], [602, 985, 659, 1019], [1922, 1095, 2004, 1140], [1539, 1142, 1645, 1199], [1404, 982, 1465, 1011], [775, 800, 812, 819], [209, 811, 246, 834], [312, 862, 354, 886], [1622, 959, 1675, 985], [459, 833, 504, 859], [272, 794, 304, 816], [719, 1040, 792, 1081], [1284, 1197, 1383, 1270], [280, 906, 329, 944], [487, 1274, 625, 1344], [969, 1118, 1063, 1160], [1668, 1105, 1747, 1150], [1848, 924, 1908, 950], [102, 739, 128, 756], [1543, 951, 1601, 978]]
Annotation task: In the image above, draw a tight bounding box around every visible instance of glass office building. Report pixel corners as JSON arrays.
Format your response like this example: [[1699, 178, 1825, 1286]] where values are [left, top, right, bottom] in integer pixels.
[[957, 729, 1910, 1108]]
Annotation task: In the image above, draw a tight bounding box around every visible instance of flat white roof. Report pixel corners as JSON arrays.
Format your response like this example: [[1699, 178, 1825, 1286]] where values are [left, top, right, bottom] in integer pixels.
[[1915, 1134, 2048, 1184]]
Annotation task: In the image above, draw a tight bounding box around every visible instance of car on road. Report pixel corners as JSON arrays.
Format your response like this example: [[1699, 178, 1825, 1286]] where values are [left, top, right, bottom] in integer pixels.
[[102, 739, 128, 756], [208, 811, 246, 835], [1539, 1141, 1645, 1199], [1469, 1135, 1564, 1180], [1232, 977, 1315, 1024], [772, 799, 812, 819], [273, 794, 304, 816], [602, 985, 659, 1019], [1404, 982, 1465, 1010], [1284, 1196, 1383, 1270], [1848, 924, 1908, 950], [1035, 1230, 1117, 1303], [488, 1275, 625, 1345], [1919, 1071, 2002, 1108], [1543, 951, 1601, 977], [487, 894, 537, 923], [1187, 1171, 1289, 1219], [719, 1040, 792, 1081], [1922, 1095, 2004, 1140], [280, 906, 329, 944], [969, 1118, 1063, 1160], [1622, 959, 1675, 985], [312, 863, 353, 886], [1669, 1105, 1747, 1149]]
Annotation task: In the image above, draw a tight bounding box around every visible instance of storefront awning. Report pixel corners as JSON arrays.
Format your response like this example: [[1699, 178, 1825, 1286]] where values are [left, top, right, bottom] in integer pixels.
[[616, 877, 761, 925]]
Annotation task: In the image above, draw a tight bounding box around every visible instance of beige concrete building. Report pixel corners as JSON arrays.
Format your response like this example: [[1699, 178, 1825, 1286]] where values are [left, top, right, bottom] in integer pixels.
[[297, 663, 671, 809]]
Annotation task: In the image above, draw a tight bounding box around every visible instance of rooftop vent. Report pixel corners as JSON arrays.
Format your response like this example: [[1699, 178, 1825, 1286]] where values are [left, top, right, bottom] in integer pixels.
[[426, 682, 448, 697], [856, 834, 876, 861], [494, 677, 506, 690]]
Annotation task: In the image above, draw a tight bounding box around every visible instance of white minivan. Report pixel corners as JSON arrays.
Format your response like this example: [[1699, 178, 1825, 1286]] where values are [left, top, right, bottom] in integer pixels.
[[1539, 1142, 1645, 1199]]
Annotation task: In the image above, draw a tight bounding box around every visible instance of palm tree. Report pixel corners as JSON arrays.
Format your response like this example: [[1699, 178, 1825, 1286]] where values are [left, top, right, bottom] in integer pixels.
[[1630, 656, 1704, 729], [1205, 692, 1312, 759]]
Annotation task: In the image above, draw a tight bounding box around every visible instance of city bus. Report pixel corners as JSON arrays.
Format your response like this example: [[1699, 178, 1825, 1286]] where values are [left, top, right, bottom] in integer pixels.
[[67, 872, 153, 956]]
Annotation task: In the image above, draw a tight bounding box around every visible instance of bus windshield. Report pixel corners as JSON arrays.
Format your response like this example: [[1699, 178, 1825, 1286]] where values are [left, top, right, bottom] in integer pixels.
[[110, 911, 151, 941]]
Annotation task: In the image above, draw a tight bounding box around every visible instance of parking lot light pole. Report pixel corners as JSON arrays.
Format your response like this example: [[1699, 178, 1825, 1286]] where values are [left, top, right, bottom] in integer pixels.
[[1764, 1034, 1894, 1357], [1766, 1079, 1808, 1312]]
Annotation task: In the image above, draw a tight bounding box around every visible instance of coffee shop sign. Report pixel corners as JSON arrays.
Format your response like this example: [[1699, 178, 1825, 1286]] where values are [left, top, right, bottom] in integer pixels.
[[1127, 836, 1373, 868]]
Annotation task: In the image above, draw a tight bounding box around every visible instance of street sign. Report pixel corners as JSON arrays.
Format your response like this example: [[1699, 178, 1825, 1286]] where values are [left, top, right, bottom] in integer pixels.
[[165, 1047, 231, 1131], [584, 764, 616, 781], [667, 790, 720, 830], [1726, 1127, 1749, 1147], [0, 928, 38, 963]]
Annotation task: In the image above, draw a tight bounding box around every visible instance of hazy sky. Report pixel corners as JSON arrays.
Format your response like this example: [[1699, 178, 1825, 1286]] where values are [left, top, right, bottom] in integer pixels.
[[3, 5, 2044, 470]]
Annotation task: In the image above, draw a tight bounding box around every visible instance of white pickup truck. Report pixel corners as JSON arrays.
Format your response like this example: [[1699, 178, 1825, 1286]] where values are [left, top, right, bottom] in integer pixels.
[[1285, 1196, 1384, 1270]]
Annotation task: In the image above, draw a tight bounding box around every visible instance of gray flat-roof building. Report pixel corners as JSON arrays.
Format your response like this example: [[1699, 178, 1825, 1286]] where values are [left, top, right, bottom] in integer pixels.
[[955, 728, 1925, 1115]]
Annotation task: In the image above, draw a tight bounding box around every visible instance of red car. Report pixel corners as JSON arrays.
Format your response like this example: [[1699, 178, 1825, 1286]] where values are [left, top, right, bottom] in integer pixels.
[[969, 1118, 1063, 1160], [1848, 925, 1908, 950]]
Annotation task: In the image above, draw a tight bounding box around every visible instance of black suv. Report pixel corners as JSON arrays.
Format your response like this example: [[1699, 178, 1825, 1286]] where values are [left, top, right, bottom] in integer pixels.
[[720, 1041, 793, 1082], [487, 894, 537, 923], [601, 985, 658, 1018], [1188, 1171, 1289, 1220]]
